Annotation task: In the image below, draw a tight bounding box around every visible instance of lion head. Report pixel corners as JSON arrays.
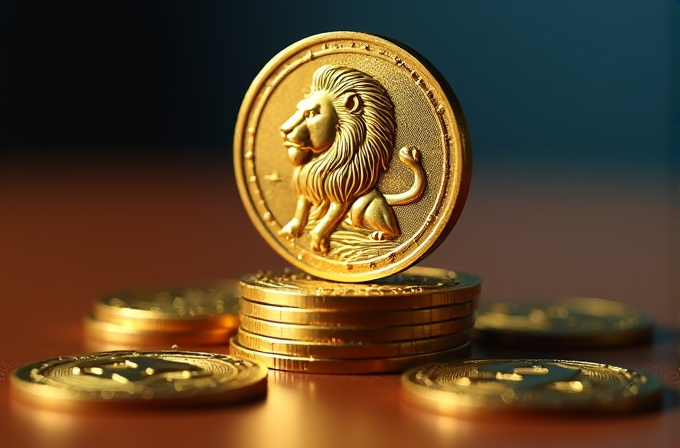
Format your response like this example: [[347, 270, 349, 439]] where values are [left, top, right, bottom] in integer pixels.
[[280, 65, 396, 206]]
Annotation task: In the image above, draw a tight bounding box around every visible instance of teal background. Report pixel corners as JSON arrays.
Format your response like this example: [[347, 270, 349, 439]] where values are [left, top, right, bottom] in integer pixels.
[[0, 0, 675, 184]]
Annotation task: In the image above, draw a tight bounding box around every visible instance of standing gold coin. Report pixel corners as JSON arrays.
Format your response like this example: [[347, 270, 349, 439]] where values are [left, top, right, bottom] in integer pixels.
[[474, 297, 653, 348], [234, 31, 471, 282], [92, 280, 240, 333], [10, 350, 268, 410], [401, 359, 662, 416], [240, 267, 481, 310]]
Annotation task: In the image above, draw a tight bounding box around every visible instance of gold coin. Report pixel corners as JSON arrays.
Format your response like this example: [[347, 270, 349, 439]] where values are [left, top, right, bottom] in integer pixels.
[[236, 328, 470, 359], [10, 350, 268, 410], [401, 359, 662, 415], [92, 280, 240, 332], [474, 297, 653, 348], [240, 314, 474, 343], [84, 314, 236, 346], [234, 31, 471, 282], [240, 267, 481, 310], [240, 297, 477, 326], [230, 336, 470, 374]]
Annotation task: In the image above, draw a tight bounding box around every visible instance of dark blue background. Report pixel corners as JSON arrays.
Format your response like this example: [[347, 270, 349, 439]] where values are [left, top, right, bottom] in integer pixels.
[[0, 0, 675, 181]]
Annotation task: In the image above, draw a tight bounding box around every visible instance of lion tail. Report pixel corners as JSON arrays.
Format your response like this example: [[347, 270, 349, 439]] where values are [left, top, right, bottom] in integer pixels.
[[384, 146, 426, 206]]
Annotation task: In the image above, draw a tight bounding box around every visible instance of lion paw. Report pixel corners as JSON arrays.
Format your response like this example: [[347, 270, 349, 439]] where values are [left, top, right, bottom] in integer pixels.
[[369, 231, 386, 241], [310, 232, 330, 255], [280, 219, 302, 239]]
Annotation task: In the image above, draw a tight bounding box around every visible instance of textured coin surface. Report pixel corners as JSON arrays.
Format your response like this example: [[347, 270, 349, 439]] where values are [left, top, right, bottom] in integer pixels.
[[84, 315, 236, 346], [240, 314, 474, 343], [93, 280, 240, 332], [401, 359, 662, 415], [10, 350, 268, 410], [234, 31, 471, 282], [474, 297, 653, 348], [236, 328, 470, 359], [231, 336, 470, 374], [240, 267, 481, 310], [240, 297, 477, 326]]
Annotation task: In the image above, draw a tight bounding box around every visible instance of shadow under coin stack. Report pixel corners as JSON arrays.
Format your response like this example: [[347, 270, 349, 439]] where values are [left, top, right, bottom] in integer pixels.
[[85, 281, 241, 350], [229, 267, 481, 374]]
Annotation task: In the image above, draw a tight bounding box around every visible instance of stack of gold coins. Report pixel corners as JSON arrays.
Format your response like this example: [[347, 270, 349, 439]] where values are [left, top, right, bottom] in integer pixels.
[[229, 267, 480, 374], [231, 32, 478, 373], [85, 280, 240, 349]]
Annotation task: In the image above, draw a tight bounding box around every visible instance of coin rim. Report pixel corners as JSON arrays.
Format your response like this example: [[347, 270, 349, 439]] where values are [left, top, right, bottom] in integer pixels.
[[240, 267, 481, 310], [239, 313, 475, 343], [236, 327, 470, 359], [84, 314, 237, 346], [230, 336, 471, 374], [239, 297, 477, 326]]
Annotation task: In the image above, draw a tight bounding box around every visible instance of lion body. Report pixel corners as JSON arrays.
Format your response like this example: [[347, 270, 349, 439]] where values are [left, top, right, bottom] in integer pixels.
[[280, 65, 422, 253]]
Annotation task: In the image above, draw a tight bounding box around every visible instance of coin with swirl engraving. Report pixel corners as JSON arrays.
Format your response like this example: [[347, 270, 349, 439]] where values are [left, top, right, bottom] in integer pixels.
[[401, 359, 662, 416], [10, 350, 268, 410], [234, 31, 471, 282]]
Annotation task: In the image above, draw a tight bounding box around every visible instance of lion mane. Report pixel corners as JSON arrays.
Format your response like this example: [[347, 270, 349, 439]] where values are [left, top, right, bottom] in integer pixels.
[[293, 65, 396, 215]]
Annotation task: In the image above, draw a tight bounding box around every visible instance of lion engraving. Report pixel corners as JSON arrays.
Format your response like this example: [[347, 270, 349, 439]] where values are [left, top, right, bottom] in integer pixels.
[[279, 65, 426, 255]]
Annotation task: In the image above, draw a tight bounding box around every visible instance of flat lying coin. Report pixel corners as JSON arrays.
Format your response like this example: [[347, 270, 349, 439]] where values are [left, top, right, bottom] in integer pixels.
[[231, 336, 470, 374], [240, 314, 474, 343], [10, 350, 267, 410], [474, 297, 653, 348], [234, 31, 471, 282], [84, 314, 236, 346], [93, 280, 240, 333], [239, 297, 477, 326], [402, 359, 662, 416], [236, 328, 470, 359], [240, 267, 481, 310]]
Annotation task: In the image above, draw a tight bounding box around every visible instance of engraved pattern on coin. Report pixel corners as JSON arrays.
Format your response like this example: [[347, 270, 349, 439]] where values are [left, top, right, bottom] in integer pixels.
[[234, 31, 472, 282], [402, 359, 662, 414], [279, 65, 426, 258], [10, 351, 268, 409]]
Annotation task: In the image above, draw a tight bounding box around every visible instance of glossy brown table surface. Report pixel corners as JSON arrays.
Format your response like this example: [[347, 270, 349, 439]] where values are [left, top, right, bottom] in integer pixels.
[[1, 159, 678, 448]]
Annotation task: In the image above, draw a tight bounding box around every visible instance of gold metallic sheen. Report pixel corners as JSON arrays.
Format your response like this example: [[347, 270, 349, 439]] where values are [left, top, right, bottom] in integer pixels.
[[234, 31, 471, 282], [239, 314, 474, 343], [10, 350, 268, 410], [239, 297, 477, 326], [474, 297, 653, 348], [92, 281, 240, 333], [236, 328, 470, 359], [84, 315, 236, 347], [401, 359, 662, 415], [239, 267, 481, 310], [230, 336, 471, 374]]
